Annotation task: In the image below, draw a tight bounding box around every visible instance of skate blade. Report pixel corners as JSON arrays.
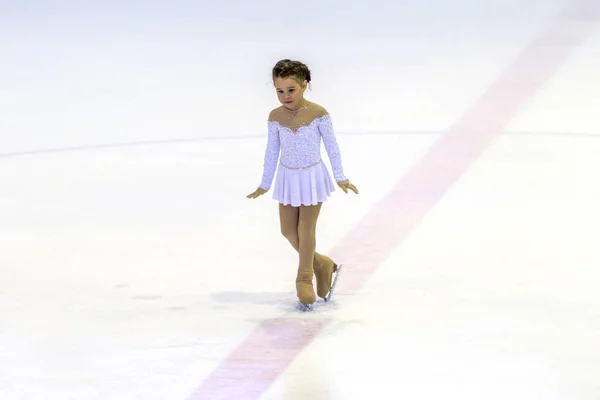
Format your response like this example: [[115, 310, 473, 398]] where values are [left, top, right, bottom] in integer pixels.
[[324, 264, 343, 302], [297, 302, 314, 312]]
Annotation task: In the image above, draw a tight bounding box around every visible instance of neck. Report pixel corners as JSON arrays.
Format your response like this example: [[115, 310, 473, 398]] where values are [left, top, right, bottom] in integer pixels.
[[285, 99, 308, 112]]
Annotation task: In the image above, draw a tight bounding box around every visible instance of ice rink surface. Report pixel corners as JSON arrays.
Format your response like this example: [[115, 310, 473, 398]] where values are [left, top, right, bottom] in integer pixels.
[[1, 0, 600, 399]]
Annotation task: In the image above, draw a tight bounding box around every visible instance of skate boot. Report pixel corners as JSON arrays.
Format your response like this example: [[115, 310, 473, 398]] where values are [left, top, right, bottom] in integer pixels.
[[296, 263, 316, 308], [313, 254, 338, 300]]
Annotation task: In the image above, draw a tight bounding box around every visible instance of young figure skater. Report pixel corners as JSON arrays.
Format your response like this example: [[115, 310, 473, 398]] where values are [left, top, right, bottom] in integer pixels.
[[247, 59, 358, 309]]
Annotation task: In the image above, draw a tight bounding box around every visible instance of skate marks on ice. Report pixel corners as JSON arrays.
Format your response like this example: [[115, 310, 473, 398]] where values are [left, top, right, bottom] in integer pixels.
[[295, 297, 341, 313], [210, 291, 344, 314], [211, 265, 344, 313], [211, 291, 292, 306]]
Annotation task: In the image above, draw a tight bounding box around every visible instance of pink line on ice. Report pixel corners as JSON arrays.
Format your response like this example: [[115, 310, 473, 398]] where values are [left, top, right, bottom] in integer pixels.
[[187, 2, 599, 399], [186, 318, 330, 399]]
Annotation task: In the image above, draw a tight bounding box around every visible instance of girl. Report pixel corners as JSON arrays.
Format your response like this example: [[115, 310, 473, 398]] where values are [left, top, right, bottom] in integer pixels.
[[247, 59, 358, 309]]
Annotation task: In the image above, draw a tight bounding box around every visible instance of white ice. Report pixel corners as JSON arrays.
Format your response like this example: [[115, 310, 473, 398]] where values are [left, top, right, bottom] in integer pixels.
[[1, 0, 599, 399]]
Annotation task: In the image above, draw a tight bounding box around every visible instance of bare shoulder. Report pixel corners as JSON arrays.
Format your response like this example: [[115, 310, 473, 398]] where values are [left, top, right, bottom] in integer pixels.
[[268, 106, 285, 121], [308, 101, 330, 117]]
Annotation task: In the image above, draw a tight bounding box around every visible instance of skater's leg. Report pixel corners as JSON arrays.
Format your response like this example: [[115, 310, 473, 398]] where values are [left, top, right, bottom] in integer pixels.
[[279, 204, 300, 251], [301, 203, 336, 299], [279, 203, 324, 261], [295, 203, 322, 304], [280, 202, 334, 302]]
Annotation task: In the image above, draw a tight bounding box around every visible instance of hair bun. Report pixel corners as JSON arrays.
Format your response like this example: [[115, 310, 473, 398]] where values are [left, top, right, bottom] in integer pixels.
[[272, 59, 312, 84]]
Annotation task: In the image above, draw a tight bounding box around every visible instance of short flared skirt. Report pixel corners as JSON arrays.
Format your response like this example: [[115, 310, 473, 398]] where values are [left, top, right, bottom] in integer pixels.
[[272, 160, 335, 207]]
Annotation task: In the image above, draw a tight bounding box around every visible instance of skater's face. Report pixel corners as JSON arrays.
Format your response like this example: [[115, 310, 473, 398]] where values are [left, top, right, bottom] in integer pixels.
[[274, 76, 307, 110]]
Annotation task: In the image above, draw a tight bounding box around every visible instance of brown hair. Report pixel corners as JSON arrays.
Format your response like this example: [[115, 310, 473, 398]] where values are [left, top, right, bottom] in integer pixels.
[[272, 59, 312, 85]]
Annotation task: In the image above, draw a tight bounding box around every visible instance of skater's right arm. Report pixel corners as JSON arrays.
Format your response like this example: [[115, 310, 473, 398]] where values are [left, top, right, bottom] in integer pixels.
[[258, 114, 280, 191], [248, 113, 280, 199]]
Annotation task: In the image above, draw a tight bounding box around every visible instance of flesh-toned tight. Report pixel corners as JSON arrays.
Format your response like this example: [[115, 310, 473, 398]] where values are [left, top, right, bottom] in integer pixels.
[[279, 203, 336, 304]]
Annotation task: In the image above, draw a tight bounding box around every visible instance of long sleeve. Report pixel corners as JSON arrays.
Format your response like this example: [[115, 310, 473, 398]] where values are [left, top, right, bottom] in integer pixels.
[[318, 114, 347, 182], [259, 121, 280, 190]]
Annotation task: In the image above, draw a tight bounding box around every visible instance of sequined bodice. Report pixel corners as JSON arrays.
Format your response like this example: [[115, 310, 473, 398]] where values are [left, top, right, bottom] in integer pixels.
[[259, 102, 347, 190]]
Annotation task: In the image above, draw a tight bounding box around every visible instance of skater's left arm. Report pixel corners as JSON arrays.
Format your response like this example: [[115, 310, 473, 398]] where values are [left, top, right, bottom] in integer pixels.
[[318, 112, 359, 194]]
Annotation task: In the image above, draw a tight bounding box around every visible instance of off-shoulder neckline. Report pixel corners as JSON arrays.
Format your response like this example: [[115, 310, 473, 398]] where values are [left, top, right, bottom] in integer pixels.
[[268, 114, 330, 134]]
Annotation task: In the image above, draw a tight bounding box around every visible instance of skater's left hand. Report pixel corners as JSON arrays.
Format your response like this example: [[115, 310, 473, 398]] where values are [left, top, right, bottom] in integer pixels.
[[337, 180, 359, 194]]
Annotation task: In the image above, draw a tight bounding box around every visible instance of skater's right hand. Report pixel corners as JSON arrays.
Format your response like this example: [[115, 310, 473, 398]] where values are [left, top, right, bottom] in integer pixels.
[[246, 187, 267, 199]]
